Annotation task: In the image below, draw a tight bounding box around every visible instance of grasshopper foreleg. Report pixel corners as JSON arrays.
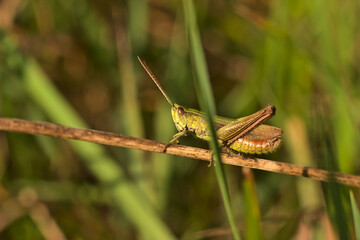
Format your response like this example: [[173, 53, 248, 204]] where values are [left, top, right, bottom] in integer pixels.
[[163, 129, 187, 153]]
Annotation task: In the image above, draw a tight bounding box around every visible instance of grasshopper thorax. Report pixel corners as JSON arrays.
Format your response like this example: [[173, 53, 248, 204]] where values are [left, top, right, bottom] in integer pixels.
[[171, 103, 187, 132]]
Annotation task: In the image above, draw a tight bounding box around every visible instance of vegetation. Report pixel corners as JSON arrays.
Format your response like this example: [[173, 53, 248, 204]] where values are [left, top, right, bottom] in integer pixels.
[[0, 0, 359, 239]]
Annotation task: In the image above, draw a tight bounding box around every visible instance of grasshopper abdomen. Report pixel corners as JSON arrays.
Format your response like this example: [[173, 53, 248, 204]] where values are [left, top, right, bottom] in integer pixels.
[[229, 137, 281, 154]]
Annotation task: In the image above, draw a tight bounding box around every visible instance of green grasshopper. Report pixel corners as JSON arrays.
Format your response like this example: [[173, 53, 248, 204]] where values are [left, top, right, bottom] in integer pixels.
[[138, 57, 282, 156]]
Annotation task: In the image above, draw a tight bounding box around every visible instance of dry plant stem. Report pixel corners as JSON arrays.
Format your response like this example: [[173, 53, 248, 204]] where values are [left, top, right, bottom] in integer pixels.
[[0, 117, 359, 187]]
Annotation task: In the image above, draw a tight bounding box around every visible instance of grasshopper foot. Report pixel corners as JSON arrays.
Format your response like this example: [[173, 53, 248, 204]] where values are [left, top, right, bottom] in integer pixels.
[[208, 154, 217, 167], [163, 139, 180, 153], [208, 156, 213, 167], [163, 144, 170, 153], [223, 147, 253, 161]]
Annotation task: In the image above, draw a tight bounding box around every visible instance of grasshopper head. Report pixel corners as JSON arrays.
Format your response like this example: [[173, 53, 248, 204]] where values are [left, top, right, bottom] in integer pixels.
[[171, 103, 187, 132]]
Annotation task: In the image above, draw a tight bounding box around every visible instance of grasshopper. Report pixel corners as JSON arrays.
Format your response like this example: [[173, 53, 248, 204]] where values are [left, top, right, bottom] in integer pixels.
[[138, 57, 282, 157]]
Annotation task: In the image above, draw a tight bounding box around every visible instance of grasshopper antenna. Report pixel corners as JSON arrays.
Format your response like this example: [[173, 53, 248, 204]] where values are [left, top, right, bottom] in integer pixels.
[[137, 56, 174, 107]]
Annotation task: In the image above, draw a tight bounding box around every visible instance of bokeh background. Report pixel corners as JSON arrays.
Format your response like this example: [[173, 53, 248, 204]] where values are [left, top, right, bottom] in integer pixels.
[[1, 0, 360, 239]]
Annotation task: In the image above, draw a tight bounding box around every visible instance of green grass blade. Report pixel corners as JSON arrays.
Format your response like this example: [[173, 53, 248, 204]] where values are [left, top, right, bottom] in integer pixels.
[[183, 0, 241, 239], [242, 169, 262, 240], [124, 0, 147, 164], [350, 191, 360, 240]]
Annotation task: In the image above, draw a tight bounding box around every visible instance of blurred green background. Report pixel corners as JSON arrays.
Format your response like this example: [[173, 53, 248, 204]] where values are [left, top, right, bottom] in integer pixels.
[[1, 0, 360, 239]]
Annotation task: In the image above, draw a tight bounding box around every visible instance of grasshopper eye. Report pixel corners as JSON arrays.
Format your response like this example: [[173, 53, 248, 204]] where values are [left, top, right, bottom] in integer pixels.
[[177, 107, 185, 116]]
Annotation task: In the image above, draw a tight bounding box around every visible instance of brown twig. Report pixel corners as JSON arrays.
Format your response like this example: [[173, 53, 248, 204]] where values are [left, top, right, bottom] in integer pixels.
[[0, 117, 359, 187]]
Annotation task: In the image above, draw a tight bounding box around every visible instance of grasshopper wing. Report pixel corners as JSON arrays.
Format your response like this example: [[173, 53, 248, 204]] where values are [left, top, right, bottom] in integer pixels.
[[216, 105, 276, 143], [243, 124, 282, 140]]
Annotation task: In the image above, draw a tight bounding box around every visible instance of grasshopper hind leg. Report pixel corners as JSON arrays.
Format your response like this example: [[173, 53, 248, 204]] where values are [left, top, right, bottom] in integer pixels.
[[223, 147, 240, 157], [222, 146, 253, 161]]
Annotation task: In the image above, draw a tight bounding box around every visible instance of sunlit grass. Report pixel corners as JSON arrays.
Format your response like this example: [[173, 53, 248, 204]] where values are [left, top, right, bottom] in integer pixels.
[[0, 0, 359, 239]]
